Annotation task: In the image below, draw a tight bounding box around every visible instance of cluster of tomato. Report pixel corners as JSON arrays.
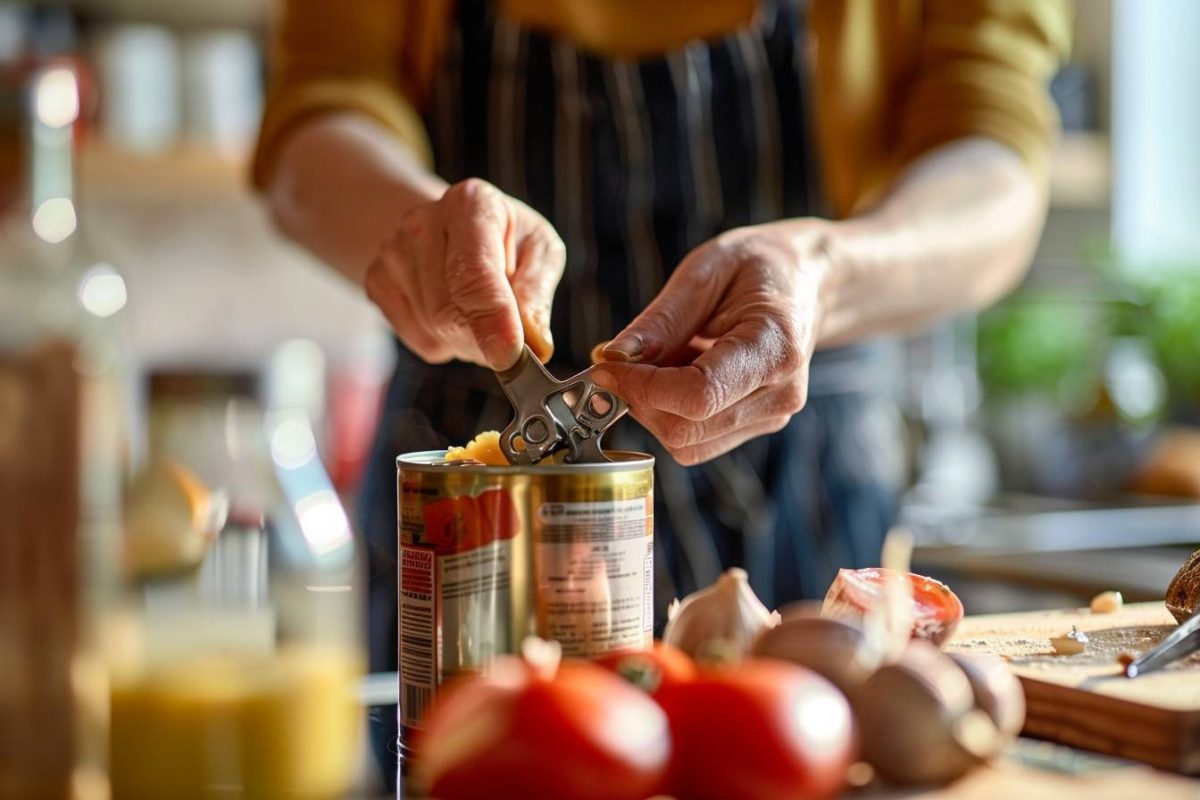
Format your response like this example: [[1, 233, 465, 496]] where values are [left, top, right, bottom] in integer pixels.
[[413, 640, 856, 800]]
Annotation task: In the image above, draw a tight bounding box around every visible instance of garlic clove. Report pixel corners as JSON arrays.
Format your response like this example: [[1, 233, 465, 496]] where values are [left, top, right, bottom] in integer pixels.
[[948, 653, 1025, 747], [854, 640, 987, 786], [1090, 590, 1124, 614], [751, 607, 883, 696], [662, 568, 778, 664], [1050, 626, 1089, 656]]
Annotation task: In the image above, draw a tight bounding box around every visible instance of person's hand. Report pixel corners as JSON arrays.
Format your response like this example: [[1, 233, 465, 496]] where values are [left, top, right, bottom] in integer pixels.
[[365, 178, 565, 370], [591, 222, 832, 465]]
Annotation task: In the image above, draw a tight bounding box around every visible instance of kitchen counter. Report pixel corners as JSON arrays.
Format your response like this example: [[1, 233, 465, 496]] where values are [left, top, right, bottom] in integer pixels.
[[353, 752, 1195, 800], [353, 679, 1199, 799], [865, 747, 1198, 799]]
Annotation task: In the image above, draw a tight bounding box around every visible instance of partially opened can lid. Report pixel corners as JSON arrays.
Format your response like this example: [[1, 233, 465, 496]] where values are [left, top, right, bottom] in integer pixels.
[[397, 450, 654, 475]]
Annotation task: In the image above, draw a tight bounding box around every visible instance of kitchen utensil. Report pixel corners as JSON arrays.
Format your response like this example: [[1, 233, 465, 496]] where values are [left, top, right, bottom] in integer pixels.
[[1124, 607, 1200, 678], [495, 345, 626, 464]]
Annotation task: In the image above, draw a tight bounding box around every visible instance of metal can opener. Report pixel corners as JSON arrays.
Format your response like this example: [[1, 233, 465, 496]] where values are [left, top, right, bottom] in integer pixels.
[[494, 345, 627, 464]]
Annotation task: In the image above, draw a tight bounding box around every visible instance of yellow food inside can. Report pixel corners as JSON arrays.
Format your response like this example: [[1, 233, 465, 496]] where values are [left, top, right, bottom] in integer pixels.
[[445, 430, 510, 465], [443, 431, 576, 465]]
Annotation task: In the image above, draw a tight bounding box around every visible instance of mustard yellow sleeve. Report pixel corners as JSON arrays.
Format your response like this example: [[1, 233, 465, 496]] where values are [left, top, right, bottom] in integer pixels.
[[251, 0, 436, 191], [898, 0, 1072, 176]]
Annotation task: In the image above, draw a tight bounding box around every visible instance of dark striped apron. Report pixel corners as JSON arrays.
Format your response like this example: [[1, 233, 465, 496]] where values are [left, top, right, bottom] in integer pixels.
[[360, 0, 904, 783]]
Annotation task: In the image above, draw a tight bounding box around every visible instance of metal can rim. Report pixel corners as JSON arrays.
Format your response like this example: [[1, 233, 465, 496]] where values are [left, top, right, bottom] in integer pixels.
[[397, 449, 654, 474]]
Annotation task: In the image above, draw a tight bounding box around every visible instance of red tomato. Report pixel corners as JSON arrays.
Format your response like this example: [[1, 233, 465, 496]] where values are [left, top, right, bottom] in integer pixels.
[[657, 661, 855, 800], [593, 641, 696, 696], [822, 568, 964, 646], [415, 656, 670, 800]]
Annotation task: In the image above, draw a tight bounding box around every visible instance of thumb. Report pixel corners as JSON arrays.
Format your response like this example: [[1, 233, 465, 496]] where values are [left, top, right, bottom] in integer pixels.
[[602, 260, 722, 365], [510, 224, 566, 364]]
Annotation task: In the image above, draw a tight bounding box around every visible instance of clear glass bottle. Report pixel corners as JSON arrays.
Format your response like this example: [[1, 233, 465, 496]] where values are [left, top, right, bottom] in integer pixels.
[[0, 64, 125, 800], [110, 388, 364, 799]]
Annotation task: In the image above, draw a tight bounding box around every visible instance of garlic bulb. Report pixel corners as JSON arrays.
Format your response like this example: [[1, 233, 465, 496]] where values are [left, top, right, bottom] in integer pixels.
[[663, 568, 779, 664]]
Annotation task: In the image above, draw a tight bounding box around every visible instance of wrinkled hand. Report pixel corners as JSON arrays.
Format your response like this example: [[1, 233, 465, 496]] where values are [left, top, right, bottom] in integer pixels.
[[592, 222, 832, 465], [365, 178, 565, 370]]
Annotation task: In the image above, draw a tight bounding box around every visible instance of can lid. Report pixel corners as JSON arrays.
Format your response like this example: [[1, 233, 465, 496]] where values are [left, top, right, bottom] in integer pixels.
[[396, 450, 654, 474]]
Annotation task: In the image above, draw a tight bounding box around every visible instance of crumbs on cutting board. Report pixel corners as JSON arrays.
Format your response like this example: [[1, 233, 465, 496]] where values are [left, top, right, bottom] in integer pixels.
[[954, 639, 990, 649]]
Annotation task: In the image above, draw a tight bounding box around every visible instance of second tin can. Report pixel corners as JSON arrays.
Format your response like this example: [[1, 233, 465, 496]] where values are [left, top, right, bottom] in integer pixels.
[[395, 450, 654, 739]]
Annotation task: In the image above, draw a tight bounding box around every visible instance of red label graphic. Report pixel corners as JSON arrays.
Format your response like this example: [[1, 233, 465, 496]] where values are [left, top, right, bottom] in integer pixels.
[[421, 488, 520, 554]]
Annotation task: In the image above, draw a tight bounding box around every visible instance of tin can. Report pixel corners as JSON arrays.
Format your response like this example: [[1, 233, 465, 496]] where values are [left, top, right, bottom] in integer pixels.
[[395, 450, 654, 757]]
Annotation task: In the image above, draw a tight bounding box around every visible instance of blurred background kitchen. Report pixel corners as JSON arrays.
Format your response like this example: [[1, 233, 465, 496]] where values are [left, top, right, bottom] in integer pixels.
[[4, 0, 1200, 619]]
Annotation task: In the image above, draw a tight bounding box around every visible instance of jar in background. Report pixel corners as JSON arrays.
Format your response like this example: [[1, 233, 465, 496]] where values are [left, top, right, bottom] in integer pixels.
[[111, 402, 364, 799]]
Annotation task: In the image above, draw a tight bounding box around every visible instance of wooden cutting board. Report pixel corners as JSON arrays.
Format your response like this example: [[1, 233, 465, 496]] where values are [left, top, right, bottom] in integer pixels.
[[947, 602, 1200, 773]]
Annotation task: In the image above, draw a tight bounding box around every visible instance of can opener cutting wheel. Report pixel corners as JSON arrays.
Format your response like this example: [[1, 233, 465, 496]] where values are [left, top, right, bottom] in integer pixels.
[[495, 345, 627, 465]]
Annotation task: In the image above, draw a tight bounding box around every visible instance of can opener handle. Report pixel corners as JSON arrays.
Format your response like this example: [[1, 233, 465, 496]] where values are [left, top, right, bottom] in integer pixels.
[[494, 345, 627, 465]]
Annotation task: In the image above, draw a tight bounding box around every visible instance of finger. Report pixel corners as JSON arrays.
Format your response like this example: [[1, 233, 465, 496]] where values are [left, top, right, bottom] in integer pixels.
[[520, 309, 554, 364], [388, 288, 455, 363], [365, 242, 451, 362], [414, 211, 480, 356], [668, 416, 794, 466], [398, 211, 489, 363], [511, 222, 565, 363], [592, 337, 710, 367], [630, 380, 807, 452], [602, 248, 728, 364], [441, 179, 524, 369], [593, 314, 803, 421]]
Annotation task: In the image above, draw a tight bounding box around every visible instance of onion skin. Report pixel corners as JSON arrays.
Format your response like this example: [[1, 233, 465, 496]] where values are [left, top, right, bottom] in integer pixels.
[[853, 640, 984, 786], [822, 568, 964, 648]]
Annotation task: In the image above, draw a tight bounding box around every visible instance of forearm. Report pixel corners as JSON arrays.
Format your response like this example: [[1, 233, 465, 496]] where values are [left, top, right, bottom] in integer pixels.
[[265, 112, 447, 286], [815, 138, 1048, 348]]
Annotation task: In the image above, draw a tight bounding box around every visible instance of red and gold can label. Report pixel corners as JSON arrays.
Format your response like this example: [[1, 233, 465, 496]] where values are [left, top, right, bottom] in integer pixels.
[[396, 450, 654, 741]]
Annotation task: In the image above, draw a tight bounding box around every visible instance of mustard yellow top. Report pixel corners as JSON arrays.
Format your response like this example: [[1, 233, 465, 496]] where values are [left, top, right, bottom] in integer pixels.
[[253, 0, 1070, 218]]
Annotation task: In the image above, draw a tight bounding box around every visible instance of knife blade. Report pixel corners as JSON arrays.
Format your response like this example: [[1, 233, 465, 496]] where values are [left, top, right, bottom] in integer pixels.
[[1123, 606, 1200, 678]]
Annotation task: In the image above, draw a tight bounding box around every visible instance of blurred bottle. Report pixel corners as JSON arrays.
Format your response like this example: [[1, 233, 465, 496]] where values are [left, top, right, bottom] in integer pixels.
[[112, 397, 364, 799], [92, 25, 180, 155], [327, 333, 393, 493], [0, 64, 125, 799], [181, 29, 262, 156], [0, 4, 31, 217]]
